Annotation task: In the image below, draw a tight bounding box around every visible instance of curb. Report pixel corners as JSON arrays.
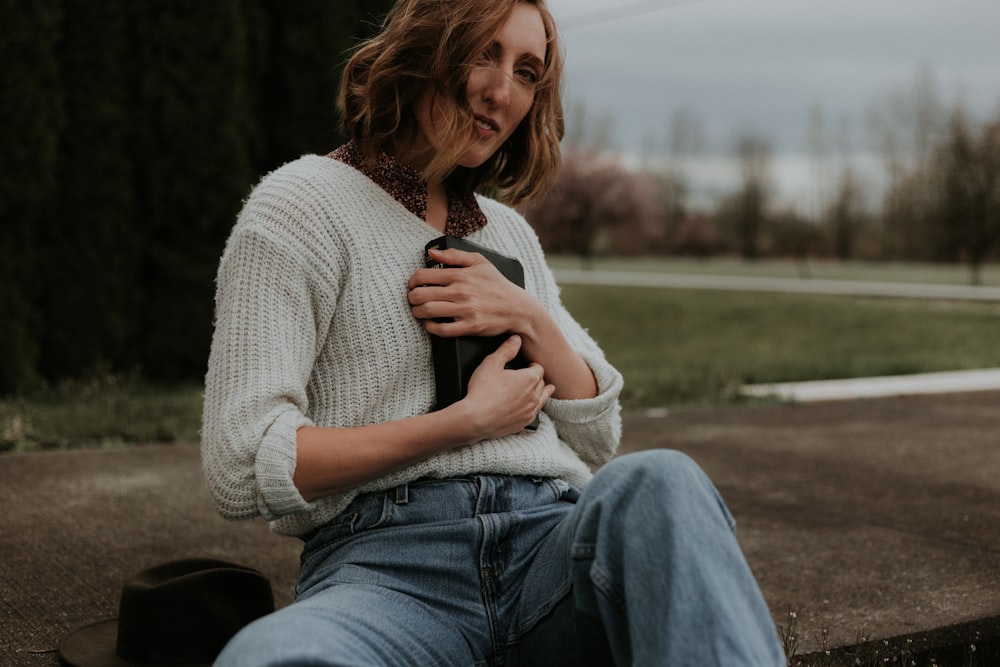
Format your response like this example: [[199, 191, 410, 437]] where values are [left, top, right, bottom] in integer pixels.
[[791, 615, 1000, 666], [741, 368, 1000, 402]]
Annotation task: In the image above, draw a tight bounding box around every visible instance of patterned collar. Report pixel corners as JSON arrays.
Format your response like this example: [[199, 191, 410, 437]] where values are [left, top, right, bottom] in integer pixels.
[[328, 142, 487, 238]]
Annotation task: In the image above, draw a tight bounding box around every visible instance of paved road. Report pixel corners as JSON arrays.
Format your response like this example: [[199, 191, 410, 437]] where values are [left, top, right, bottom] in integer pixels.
[[554, 268, 1000, 302]]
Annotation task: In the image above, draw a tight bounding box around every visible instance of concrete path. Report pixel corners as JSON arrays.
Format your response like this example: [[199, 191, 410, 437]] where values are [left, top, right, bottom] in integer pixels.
[[742, 367, 1000, 402], [3, 389, 1000, 665], [554, 268, 1000, 302]]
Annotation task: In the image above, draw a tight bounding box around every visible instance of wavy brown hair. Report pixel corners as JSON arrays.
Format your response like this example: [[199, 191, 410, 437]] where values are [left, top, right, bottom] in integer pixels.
[[338, 0, 564, 205]]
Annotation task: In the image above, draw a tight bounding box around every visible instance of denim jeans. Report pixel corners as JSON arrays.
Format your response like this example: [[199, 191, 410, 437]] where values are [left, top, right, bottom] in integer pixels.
[[216, 450, 785, 666]]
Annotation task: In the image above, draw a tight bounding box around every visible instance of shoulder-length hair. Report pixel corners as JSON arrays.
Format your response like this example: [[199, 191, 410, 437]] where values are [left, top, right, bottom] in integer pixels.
[[338, 0, 564, 205]]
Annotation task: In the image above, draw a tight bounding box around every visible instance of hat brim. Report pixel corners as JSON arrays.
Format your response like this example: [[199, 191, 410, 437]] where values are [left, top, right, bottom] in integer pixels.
[[58, 618, 210, 667]]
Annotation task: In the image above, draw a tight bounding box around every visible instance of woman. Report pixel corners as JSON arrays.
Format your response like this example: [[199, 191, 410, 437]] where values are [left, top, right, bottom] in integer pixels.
[[201, 0, 785, 664]]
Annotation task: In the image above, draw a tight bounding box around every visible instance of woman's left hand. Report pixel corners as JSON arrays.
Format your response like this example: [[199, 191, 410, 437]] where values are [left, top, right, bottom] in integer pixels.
[[407, 247, 531, 338]]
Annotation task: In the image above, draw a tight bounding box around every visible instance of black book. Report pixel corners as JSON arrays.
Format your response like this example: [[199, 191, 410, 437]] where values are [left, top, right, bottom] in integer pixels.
[[424, 235, 538, 429]]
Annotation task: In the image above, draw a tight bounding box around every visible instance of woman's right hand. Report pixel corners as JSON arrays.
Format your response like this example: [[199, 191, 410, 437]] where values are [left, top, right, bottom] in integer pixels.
[[462, 335, 554, 440]]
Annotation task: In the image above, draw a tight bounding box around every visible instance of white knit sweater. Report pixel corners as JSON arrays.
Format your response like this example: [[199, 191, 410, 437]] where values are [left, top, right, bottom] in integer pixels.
[[201, 155, 623, 537]]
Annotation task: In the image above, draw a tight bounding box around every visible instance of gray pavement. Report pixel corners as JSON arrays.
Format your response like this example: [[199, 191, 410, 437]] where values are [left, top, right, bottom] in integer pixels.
[[622, 390, 1000, 662], [4, 389, 1000, 665], [553, 268, 1000, 302]]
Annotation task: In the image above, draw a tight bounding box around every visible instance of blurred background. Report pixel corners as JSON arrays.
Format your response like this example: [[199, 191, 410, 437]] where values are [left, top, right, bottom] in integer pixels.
[[536, 0, 1000, 268], [2, 0, 998, 448]]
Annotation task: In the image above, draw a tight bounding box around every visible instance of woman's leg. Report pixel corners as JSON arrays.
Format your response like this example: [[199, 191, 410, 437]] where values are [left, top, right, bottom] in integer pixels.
[[217, 476, 571, 667], [216, 582, 480, 667], [509, 450, 786, 666], [217, 481, 492, 667]]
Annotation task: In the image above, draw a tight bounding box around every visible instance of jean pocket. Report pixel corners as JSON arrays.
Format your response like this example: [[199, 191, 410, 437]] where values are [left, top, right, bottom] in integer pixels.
[[300, 491, 394, 565], [545, 478, 580, 504]]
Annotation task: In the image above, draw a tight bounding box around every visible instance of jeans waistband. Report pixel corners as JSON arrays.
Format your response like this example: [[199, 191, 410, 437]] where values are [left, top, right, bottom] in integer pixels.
[[301, 475, 571, 543], [390, 475, 568, 515]]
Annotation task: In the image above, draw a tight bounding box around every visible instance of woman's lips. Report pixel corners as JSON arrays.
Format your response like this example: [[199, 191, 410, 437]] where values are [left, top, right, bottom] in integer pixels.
[[474, 114, 499, 135]]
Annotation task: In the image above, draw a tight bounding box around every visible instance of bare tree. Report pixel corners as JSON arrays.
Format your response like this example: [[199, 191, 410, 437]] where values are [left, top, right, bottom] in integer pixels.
[[521, 149, 664, 265], [939, 109, 1000, 285], [807, 104, 833, 223], [868, 64, 948, 259], [826, 165, 867, 261], [668, 214, 720, 257], [733, 133, 773, 260], [767, 207, 824, 276], [564, 100, 615, 155], [642, 108, 706, 252], [804, 100, 876, 261]]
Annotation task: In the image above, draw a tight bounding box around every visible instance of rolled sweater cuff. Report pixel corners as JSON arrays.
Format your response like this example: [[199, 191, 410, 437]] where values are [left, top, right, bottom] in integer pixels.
[[544, 349, 622, 423], [255, 409, 314, 520], [542, 349, 623, 467]]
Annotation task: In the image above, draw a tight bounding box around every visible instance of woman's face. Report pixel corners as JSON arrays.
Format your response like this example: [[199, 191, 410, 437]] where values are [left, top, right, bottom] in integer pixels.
[[416, 2, 547, 171]]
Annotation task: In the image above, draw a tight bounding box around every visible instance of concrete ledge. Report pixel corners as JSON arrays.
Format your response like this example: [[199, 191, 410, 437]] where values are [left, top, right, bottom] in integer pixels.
[[742, 368, 1000, 402], [792, 615, 1000, 666], [620, 391, 1000, 661], [4, 390, 1000, 665], [0, 444, 302, 666]]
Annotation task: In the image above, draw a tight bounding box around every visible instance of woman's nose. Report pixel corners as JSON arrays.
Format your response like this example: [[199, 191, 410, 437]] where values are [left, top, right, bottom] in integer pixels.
[[481, 66, 513, 107]]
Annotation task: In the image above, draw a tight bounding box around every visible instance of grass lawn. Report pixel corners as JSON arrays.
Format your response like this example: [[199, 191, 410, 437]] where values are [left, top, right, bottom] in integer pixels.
[[0, 375, 203, 452], [560, 284, 1000, 408], [3, 260, 998, 450]]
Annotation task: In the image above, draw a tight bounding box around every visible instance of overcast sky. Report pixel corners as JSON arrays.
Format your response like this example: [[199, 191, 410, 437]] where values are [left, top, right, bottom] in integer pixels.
[[544, 0, 1000, 207]]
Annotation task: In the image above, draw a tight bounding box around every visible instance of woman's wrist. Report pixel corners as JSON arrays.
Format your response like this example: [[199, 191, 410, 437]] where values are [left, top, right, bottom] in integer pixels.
[[510, 291, 549, 348], [513, 300, 598, 400]]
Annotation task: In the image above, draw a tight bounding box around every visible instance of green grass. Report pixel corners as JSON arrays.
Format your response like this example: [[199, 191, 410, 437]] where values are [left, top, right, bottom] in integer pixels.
[[3, 267, 999, 450], [559, 285, 1000, 408], [0, 373, 203, 453]]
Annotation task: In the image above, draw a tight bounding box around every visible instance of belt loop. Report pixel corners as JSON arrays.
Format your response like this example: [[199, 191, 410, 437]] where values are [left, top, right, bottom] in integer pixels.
[[393, 483, 409, 505]]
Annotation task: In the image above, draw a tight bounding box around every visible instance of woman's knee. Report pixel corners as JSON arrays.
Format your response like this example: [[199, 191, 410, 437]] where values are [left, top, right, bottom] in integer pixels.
[[595, 449, 705, 493], [215, 612, 287, 666], [216, 606, 358, 666], [588, 449, 735, 531]]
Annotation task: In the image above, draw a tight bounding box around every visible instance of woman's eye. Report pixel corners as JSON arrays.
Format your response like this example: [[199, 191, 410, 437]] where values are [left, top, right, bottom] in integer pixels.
[[516, 68, 539, 85], [475, 48, 498, 67]]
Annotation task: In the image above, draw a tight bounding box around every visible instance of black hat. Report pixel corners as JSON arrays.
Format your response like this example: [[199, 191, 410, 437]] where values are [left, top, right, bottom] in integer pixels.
[[58, 559, 275, 667]]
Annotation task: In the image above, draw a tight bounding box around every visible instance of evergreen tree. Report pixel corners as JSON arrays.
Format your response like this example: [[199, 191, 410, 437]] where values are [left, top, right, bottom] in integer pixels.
[[131, 0, 256, 381], [0, 0, 63, 392], [41, 0, 140, 379], [0, 0, 397, 393], [256, 0, 393, 170]]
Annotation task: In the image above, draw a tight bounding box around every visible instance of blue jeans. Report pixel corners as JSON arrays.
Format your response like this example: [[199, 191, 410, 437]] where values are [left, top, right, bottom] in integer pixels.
[[216, 450, 785, 666]]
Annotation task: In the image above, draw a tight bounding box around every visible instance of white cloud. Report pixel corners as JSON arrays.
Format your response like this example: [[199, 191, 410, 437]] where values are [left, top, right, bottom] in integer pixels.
[[548, 0, 1000, 143], [544, 0, 1000, 207]]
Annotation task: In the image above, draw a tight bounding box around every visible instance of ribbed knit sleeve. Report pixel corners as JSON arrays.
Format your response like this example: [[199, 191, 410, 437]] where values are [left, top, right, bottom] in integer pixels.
[[201, 161, 344, 521]]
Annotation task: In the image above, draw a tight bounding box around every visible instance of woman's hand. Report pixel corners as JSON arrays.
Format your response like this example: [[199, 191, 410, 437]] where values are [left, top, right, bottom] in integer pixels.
[[408, 245, 598, 401], [461, 335, 555, 437], [293, 334, 553, 502], [407, 247, 529, 338]]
